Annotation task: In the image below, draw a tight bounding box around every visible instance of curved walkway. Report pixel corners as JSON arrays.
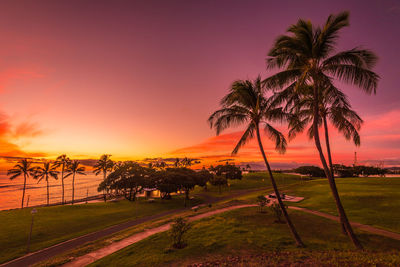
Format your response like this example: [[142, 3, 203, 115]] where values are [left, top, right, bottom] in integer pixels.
[[63, 204, 256, 267], [288, 206, 400, 240]]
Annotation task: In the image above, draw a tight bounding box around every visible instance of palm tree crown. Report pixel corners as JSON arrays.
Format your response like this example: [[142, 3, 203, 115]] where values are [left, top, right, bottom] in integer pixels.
[[208, 76, 287, 155], [93, 154, 114, 178]]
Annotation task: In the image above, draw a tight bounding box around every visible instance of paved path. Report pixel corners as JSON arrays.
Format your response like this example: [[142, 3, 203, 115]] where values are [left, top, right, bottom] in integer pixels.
[[288, 206, 400, 240], [63, 205, 256, 267]]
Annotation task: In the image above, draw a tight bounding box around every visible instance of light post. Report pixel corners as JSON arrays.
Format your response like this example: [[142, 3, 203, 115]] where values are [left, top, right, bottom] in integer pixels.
[[27, 208, 37, 253]]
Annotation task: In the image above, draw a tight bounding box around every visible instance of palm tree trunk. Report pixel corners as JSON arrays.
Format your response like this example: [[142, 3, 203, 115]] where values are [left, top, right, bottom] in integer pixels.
[[313, 86, 362, 249], [22, 174, 27, 209], [323, 115, 347, 235], [323, 115, 335, 178], [255, 125, 305, 247], [72, 173, 76, 204], [61, 165, 65, 204], [46, 178, 50, 206], [103, 171, 107, 202]]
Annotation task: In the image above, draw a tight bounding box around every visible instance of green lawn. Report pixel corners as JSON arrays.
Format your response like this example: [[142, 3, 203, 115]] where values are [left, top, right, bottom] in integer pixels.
[[90, 207, 400, 267], [0, 172, 293, 264], [0, 196, 200, 264], [283, 177, 400, 233], [193, 172, 306, 197]]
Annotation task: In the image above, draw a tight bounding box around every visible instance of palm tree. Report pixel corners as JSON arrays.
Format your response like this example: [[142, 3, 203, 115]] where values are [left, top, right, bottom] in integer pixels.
[[264, 11, 379, 249], [65, 160, 86, 204], [208, 76, 304, 247], [280, 83, 362, 234], [54, 154, 70, 204], [7, 159, 36, 209], [93, 154, 114, 201], [34, 161, 59, 206]]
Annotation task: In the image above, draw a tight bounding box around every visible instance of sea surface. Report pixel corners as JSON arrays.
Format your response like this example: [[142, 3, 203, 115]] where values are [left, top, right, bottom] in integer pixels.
[[0, 171, 104, 211]]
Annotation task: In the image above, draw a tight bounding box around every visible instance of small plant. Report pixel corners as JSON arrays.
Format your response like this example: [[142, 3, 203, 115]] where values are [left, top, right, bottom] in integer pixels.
[[170, 217, 191, 249], [257, 195, 269, 213], [269, 201, 285, 223]]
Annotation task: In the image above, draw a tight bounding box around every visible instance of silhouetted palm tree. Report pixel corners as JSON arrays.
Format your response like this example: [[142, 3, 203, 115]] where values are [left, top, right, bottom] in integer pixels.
[[93, 154, 114, 201], [208, 76, 304, 247], [54, 154, 71, 204], [65, 160, 86, 204], [264, 11, 379, 249], [34, 162, 59, 206], [7, 159, 36, 209]]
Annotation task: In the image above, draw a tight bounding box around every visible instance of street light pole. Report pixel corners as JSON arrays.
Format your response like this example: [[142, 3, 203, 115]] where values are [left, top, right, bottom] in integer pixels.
[[27, 208, 37, 254]]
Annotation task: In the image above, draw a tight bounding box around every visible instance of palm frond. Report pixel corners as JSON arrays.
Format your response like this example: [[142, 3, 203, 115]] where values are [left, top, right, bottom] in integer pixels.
[[232, 124, 255, 155], [264, 123, 287, 153]]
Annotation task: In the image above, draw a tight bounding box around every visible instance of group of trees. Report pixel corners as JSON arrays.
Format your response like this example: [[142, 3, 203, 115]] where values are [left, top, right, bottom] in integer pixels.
[[294, 164, 387, 178], [334, 164, 387, 177], [7, 155, 86, 208], [98, 160, 241, 207], [208, 12, 378, 249]]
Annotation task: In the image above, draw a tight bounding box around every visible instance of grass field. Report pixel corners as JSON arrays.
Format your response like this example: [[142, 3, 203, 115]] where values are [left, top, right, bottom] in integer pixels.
[[2, 173, 399, 265], [0, 171, 287, 264], [90, 207, 400, 267], [0, 196, 200, 264], [283, 177, 400, 233]]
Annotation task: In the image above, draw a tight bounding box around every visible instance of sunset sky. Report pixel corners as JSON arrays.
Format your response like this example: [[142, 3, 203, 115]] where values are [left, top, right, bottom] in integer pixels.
[[0, 0, 399, 169]]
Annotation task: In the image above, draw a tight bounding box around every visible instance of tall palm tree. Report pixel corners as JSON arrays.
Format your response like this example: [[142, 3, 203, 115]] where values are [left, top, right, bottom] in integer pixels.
[[93, 154, 114, 201], [7, 159, 36, 209], [65, 160, 86, 204], [208, 76, 304, 247], [280, 83, 362, 234], [34, 162, 59, 206], [54, 154, 71, 204], [264, 11, 379, 249]]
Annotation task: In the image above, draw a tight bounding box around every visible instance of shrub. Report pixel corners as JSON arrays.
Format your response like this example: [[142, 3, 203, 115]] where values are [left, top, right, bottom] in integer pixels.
[[170, 217, 191, 249], [257, 195, 269, 213], [269, 201, 285, 223]]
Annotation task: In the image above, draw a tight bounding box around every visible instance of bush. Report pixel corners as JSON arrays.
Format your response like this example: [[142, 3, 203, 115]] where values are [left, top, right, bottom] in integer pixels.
[[269, 201, 285, 223], [170, 217, 191, 249], [257, 195, 269, 213]]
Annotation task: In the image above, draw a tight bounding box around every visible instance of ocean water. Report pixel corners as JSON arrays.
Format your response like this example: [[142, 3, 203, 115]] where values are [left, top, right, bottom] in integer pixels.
[[0, 171, 104, 211]]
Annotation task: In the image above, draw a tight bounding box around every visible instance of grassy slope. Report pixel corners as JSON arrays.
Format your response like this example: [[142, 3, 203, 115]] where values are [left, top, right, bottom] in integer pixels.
[[0, 197, 198, 264], [0, 171, 283, 264], [90, 207, 400, 267], [283, 177, 400, 233]]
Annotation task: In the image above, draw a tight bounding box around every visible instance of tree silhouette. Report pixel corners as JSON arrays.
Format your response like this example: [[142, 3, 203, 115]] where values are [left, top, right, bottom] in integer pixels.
[[208, 76, 304, 247], [65, 160, 86, 204], [34, 161, 59, 206], [54, 154, 71, 204], [264, 11, 379, 249], [7, 159, 36, 209]]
